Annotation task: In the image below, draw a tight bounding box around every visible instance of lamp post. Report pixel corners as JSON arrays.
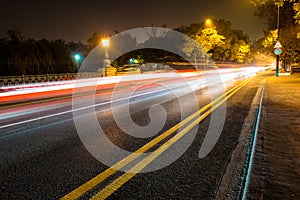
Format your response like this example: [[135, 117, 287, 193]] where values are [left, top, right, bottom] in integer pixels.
[[204, 18, 214, 68], [101, 38, 110, 77], [275, 3, 282, 77], [102, 38, 109, 60], [73, 53, 82, 68]]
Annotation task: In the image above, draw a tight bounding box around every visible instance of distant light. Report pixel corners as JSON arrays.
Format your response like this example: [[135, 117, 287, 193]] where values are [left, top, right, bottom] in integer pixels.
[[102, 39, 110, 47], [129, 58, 134, 64], [74, 54, 81, 61], [205, 18, 212, 27]]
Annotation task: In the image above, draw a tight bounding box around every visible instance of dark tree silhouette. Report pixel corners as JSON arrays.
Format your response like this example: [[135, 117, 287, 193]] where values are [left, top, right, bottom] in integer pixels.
[[0, 29, 78, 76]]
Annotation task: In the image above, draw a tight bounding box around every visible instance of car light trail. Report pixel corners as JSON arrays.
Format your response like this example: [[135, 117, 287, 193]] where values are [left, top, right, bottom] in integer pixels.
[[60, 77, 253, 200], [0, 67, 267, 129], [0, 67, 267, 99]]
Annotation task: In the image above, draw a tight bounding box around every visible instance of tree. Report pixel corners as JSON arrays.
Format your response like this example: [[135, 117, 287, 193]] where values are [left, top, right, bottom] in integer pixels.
[[250, 0, 299, 34], [291, 1, 300, 38], [0, 38, 9, 75], [250, 0, 300, 64], [176, 23, 203, 38], [195, 28, 225, 52], [51, 40, 76, 73], [235, 41, 251, 63], [280, 25, 300, 63], [0, 29, 77, 76], [176, 20, 251, 63], [5, 29, 26, 75], [213, 20, 251, 63]]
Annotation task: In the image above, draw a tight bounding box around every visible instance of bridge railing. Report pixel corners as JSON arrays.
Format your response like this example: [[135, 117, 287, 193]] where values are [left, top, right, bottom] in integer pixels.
[[0, 72, 102, 86]]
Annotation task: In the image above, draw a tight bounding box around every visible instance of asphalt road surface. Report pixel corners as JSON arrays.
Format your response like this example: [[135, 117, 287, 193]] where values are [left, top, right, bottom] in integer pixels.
[[1, 70, 269, 199]]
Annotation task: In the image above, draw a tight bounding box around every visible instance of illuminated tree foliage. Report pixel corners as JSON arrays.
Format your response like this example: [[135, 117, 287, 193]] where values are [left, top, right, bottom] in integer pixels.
[[262, 29, 278, 48], [177, 20, 251, 63], [195, 28, 225, 52], [235, 41, 251, 63], [212, 20, 251, 63]]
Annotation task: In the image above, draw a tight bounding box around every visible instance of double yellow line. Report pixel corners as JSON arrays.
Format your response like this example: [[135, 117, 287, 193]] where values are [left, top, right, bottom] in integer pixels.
[[61, 77, 252, 200]]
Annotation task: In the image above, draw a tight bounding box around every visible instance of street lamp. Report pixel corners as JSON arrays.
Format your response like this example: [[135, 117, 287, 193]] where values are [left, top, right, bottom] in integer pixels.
[[101, 38, 110, 60], [203, 18, 214, 68], [101, 38, 110, 76], [102, 39, 109, 47], [74, 54, 80, 61], [73, 53, 82, 67], [205, 18, 212, 27]]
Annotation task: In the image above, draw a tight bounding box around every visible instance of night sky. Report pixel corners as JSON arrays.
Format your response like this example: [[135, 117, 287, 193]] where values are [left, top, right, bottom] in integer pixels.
[[1, 0, 265, 43]]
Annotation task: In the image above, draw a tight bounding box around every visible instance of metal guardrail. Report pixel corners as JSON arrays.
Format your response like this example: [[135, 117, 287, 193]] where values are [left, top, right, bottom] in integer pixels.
[[0, 72, 102, 86]]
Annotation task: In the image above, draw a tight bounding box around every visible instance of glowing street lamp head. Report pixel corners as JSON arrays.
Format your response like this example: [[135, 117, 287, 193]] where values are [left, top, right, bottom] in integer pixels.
[[101, 38, 110, 47], [74, 54, 81, 61], [73, 53, 82, 63], [205, 18, 212, 27]]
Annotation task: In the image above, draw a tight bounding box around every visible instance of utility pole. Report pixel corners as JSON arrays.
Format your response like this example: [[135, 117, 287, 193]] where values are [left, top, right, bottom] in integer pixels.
[[275, 3, 282, 77]]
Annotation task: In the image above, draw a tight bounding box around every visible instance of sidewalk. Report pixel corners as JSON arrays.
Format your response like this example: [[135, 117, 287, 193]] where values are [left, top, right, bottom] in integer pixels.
[[247, 72, 300, 199]]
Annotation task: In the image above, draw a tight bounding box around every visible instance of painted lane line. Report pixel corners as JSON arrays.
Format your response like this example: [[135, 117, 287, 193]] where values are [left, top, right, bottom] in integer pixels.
[[91, 78, 248, 199], [60, 78, 252, 200]]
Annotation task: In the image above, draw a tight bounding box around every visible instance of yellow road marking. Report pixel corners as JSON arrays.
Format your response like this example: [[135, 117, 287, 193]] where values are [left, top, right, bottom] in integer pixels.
[[61, 78, 252, 200], [91, 78, 249, 199]]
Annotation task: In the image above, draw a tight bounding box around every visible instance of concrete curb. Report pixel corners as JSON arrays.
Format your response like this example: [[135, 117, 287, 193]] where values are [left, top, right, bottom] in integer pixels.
[[215, 81, 265, 200]]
